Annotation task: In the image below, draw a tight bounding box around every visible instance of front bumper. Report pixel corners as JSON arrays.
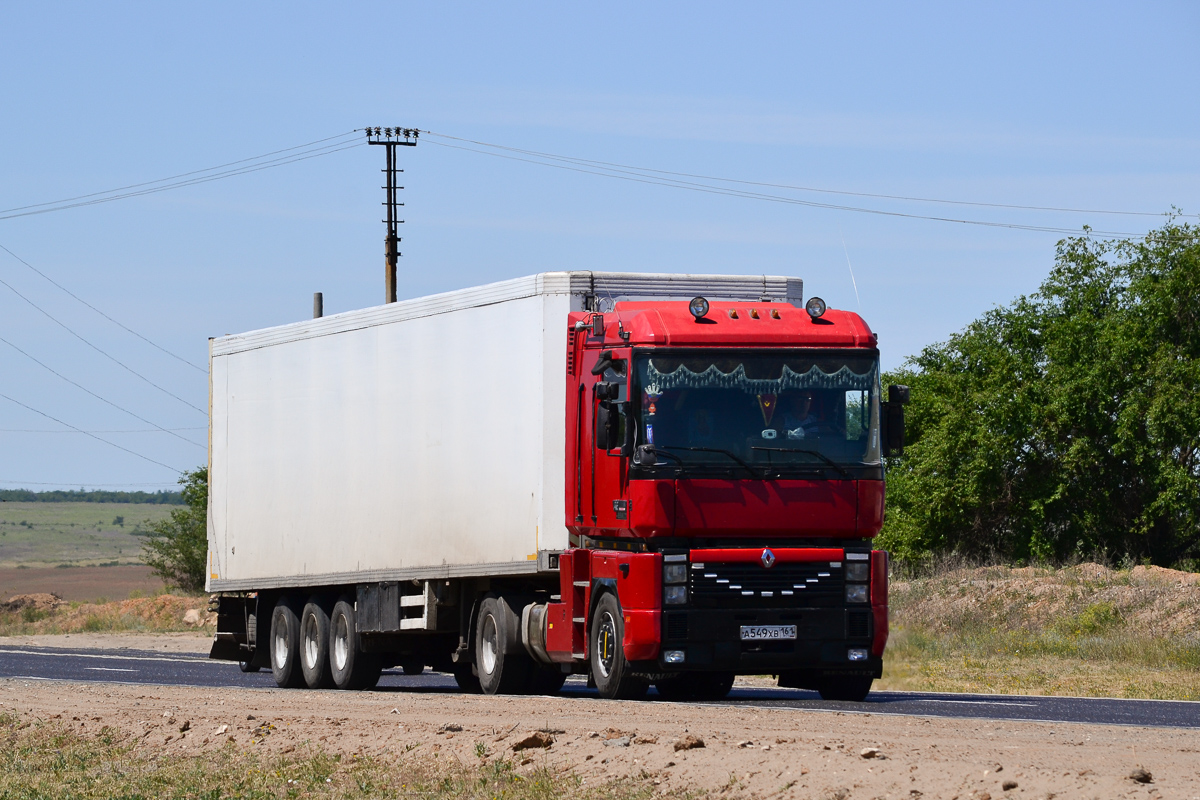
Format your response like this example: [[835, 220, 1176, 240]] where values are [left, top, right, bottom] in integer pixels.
[[654, 606, 881, 677]]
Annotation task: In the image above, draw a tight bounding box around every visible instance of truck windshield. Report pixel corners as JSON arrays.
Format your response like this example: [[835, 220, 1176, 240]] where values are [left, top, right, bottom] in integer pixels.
[[634, 351, 881, 470]]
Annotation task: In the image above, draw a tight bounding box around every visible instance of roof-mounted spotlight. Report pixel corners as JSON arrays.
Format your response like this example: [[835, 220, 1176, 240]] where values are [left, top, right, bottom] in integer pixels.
[[689, 296, 710, 320], [805, 297, 827, 319]]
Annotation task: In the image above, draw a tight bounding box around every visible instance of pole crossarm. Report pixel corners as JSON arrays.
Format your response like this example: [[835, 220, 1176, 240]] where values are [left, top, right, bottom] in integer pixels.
[[366, 127, 418, 303]]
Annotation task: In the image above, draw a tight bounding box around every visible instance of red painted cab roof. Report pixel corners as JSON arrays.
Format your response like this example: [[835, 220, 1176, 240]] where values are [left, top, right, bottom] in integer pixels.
[[580, 301, 876, 348]]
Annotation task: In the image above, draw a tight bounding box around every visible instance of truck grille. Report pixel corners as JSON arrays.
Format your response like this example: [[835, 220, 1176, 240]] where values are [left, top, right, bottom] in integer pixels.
[[691, 561, 844, 608]]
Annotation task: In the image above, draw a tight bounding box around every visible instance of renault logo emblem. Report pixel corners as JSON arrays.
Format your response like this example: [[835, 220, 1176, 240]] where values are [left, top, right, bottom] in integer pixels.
[[760, 548, 776, 569]]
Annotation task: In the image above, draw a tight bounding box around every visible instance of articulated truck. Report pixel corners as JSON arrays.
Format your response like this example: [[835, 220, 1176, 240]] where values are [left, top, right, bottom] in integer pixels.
[[207, 271, 907, 701]]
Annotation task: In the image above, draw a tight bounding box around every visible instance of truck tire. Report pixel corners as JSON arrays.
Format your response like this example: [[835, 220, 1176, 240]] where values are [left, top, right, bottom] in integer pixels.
[[300, 598, 335, 689], [817, 676, 873, 702], [655, 671, 734, 701], [451, 661, 481, 694], [238, 659, 260, 673], [329, 597, 382, 690], [475, 596, 532, 695], [270, 597, 305, 689], [401, 660, 425, 676], [590, 592, 648, 700], [525, 665, 568, 696]]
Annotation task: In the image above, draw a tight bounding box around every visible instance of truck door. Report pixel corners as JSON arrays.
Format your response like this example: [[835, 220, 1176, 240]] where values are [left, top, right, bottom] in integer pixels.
[[582, 348, 631, 536]]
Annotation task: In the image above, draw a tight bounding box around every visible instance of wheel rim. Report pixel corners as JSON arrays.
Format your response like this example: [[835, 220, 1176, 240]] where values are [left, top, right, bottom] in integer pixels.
[[333, 613, 350, 672], [596, 611, 617, 679], [273, 615, 289, 669], [481, 613, 499, 675], [302, 612, 319, 669]]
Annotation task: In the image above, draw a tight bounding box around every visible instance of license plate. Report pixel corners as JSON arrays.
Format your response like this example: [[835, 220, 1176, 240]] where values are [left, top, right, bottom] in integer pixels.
[[740, 625, 797, 641]]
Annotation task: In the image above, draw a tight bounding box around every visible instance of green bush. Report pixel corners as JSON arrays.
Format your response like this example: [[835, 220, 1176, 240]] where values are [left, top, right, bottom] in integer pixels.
[[141, 467, 208, 594], [881, 221, 1200, 566]]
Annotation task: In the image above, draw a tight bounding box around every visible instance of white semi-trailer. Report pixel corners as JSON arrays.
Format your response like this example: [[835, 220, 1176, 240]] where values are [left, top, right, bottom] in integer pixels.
[[208, 271, 901, 701]]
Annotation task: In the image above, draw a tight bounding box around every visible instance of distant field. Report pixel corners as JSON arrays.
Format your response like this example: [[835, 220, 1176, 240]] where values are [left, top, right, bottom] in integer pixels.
[[0, 502, 175, 568], [0, 565, 166, 603]]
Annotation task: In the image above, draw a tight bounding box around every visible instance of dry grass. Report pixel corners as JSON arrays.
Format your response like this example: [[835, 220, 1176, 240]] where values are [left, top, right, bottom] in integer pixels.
[[878, 562, 1200, 700], [0, 712, 665, 800], [0, 593, 213, 637]]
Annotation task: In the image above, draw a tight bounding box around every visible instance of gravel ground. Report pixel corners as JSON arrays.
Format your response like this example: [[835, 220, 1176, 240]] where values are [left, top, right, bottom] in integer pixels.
[[3, 669, 1195, 799]]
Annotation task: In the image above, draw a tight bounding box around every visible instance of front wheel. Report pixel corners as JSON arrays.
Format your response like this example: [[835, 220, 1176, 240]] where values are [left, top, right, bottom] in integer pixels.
[[817, 676, 873, 702], [590, 593, 648, 700], [655, 671, 734, 701]]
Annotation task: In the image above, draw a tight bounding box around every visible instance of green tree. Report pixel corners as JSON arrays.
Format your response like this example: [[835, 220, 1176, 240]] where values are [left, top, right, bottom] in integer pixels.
[[141, 467, 208, 593], [880, 221, 1200, 566]]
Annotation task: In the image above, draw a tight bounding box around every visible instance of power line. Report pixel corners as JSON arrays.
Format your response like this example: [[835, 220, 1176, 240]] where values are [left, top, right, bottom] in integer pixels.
[[0, 392, 181, 473], [0, 135, 366, 221], [420, 131, 1192, 239], [0, 272, 205, 415], [0, 427, 204, 433], [0, 131, 360, 216], [0, 334, 205, 449], [0, 480, 181, 487], [0, 242, 205, 373], [423, 130, 1191, 220]]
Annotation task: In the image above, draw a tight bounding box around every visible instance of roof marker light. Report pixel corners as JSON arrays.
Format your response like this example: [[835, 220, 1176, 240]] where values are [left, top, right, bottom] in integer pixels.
[[688, 296, 710, 320], [805, 297, 827, 319]]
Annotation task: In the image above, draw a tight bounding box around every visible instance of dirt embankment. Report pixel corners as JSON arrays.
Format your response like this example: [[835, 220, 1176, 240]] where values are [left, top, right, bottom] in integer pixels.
[[891, 562, 1200, 639], [0, 592, 213, 637], [3, 678, 1195, 799]]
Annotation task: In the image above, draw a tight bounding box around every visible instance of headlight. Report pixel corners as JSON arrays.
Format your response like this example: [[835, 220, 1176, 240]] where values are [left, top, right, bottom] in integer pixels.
[[663, 564, 687, 584], [847, 648, 868, 662], [688, 296, 710, 319], [845, 584, 869, 604], [805, 296, 827, 318], [846, 562, 869, 582], [664, 585, 688, 605], [663, 650, 685, 664]]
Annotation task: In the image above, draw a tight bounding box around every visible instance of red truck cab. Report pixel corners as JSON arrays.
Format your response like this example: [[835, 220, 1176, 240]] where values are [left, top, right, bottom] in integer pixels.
[[546, 296, 904, 701]]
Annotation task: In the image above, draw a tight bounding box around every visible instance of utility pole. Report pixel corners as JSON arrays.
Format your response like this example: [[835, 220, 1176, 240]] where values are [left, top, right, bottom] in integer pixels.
[[366, 127, 418, 303]]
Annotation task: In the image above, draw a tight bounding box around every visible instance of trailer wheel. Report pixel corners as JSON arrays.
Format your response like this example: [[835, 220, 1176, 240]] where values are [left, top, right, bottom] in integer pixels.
[[270, 597, 305, 688], [525, 665, 568, 696], [300, 598, 335, 689], [589, 592, 648, 700], [816, 676, 873, 702], [329, 597, 382, 690], [655, 671, 734, 701], [475, 596, 532, 695], [451, 661, 481, 694]]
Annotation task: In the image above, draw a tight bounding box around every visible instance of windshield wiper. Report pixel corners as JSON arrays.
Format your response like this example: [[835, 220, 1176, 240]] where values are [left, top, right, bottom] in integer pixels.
[[750, 447, 850, 479], [652, 445, 765, 479]]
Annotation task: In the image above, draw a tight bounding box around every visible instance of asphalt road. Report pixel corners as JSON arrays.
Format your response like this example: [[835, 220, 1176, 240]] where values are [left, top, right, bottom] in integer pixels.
[[2, 644, 1196, 729]]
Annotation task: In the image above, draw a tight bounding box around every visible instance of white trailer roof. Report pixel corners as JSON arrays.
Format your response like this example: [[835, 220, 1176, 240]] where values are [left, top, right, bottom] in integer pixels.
[[211, 271, 802, 357]]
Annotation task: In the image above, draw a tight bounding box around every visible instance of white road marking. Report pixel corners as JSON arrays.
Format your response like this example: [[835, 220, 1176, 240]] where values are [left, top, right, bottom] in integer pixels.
[[0, 648, 219, 665], [84, 667, 137, 673], [922, 699, 1039, 707]]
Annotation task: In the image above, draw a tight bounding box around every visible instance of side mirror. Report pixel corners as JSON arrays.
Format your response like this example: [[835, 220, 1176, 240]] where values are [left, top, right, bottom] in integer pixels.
[[633, 444, 658, 465], [594, 381, 619, 401], [591, 349, 614, 376], [595, 402, 618, 450], [888, 384, 911, 405], [883, 402, 905, 457]]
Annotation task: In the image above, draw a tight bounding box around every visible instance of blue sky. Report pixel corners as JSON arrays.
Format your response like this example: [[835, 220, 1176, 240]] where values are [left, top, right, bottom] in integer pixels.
[[1, 2, 1198, 489]]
